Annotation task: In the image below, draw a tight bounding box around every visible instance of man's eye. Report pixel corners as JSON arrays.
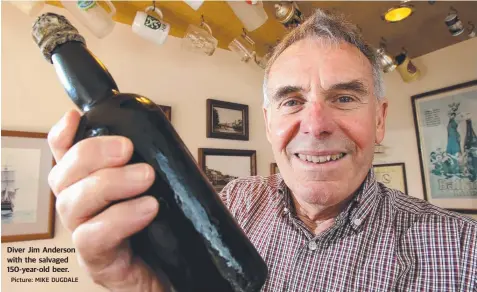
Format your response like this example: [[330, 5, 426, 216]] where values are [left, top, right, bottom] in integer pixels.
[[283, 99, 301, 107], [337, 96, 354, 103]]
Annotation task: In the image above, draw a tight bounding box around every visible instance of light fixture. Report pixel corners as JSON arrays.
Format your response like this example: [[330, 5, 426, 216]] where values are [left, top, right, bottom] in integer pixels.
[[382, 1, 414, 23]]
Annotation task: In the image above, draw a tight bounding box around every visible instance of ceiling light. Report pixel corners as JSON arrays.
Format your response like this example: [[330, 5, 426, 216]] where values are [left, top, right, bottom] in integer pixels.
[[382, 3, 414, 23]]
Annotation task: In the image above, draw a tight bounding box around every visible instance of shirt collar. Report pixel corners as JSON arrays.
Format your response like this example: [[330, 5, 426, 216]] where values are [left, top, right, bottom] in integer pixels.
[[345, 168, 380, 231], [272, 168, 381, 231]]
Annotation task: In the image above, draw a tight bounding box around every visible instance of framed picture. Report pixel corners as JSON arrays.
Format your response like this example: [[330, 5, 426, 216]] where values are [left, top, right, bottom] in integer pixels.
[[411, 79, 477, 214], [1, 130, 56, 242], [158, 105, 172, 121], [270, 163, 279, 175], [198, 148, 256, 192], [373, 163, 408, 195], [206, 99, 249, 141]]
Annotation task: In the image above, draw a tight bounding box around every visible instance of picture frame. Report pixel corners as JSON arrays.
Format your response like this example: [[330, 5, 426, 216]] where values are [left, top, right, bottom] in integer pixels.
[[270, 163, 279, 175], [158, 105, 172, 122], [206, 99, 249, 141], [411, 79, 477, 214], [373, 163, 408, 195], [1, 130, 56, 242], [198, 148, 256, 192]]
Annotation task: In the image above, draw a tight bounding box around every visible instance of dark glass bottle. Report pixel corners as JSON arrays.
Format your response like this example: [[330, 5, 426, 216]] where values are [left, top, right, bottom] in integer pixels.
[[464, 119, 477, 151], [31, 12, 267, 292], [464, 119, 477, 181]]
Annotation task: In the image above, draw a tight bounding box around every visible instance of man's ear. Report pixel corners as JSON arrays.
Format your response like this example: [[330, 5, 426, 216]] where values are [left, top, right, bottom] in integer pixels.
[[375, 98, 388, 144], [263, 106, 272, 143]]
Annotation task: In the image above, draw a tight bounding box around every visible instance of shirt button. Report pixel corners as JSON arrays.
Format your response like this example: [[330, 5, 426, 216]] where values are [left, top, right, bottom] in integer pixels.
[[308, 241, 317, 251], [354, 218, 362, 226], [283, 207, 289, 214]]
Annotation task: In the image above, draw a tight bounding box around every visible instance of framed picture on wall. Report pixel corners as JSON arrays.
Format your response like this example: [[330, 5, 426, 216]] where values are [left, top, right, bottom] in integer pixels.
[[1, 130, 56, 242], [373, 163, 408, 195], [206, 99, 249, 141], [411, 79, 477, 214], [270, 163, 280, 175], [158, 105, 172, 121], [198, 148, 256, 192]]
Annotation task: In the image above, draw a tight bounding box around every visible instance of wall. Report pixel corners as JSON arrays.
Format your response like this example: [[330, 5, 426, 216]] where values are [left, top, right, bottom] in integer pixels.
[[374, 36, 477, 220], [2, 2, 477, 291], [1, 2, 271, 291]]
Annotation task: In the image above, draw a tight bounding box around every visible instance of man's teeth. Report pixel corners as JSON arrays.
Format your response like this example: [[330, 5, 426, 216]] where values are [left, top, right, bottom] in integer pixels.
[[297, 153, 345, 163]]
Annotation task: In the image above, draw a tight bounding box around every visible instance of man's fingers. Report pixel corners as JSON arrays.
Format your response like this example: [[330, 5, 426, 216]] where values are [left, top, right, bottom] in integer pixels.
[[48, 110, 81, 163], [71, 195, 159, 269], [48, 135, 133, 196], [56, 163, 155, 232]]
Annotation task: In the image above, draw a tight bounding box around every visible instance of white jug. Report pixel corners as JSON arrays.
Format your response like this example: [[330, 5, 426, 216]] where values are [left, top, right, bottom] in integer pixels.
[[226, 0, 268, 31], [60, 0, 116, 39], [10, 1, 45, 17]]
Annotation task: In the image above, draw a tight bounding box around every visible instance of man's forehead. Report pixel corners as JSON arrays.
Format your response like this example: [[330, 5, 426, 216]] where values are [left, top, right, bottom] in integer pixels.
[[267, 38, 374, 92]]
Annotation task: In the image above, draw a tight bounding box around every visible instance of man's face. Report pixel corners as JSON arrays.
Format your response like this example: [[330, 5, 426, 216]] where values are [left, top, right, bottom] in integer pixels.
[[263, 38, 388, 207]]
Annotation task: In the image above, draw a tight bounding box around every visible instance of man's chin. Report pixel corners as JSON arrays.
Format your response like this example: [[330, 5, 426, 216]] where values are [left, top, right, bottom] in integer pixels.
[[288, 181, 349, 206]]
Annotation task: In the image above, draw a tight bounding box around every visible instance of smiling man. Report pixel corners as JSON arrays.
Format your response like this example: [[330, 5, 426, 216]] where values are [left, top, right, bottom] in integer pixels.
[[219, 9, 477, 292], [47, 8, 476, 292]]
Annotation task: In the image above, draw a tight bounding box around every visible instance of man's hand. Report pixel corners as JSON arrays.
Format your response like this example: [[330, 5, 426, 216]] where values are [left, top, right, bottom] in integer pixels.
[[48, 110, 168, 292]]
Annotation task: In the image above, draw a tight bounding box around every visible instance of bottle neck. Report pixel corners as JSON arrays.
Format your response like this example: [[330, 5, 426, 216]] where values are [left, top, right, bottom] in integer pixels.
[[51, 41, 119, 112]]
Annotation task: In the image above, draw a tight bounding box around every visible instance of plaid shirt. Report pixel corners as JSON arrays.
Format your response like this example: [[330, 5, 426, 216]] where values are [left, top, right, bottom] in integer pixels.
[[219, 170, 477, 292]]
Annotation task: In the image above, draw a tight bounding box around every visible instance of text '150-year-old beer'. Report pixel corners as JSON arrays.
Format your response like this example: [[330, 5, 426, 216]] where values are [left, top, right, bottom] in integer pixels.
[[31, 12, 268, 292]]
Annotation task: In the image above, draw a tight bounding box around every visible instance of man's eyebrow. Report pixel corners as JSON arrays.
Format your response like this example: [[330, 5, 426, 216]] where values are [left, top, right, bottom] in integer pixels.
[[269, 80, 369, 103], [271, 85, 307, 103], [327, 79, 369, 95]]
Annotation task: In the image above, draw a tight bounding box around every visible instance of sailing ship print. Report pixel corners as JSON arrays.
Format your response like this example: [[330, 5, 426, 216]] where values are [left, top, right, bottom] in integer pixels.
[[1, 164, 19, 217]]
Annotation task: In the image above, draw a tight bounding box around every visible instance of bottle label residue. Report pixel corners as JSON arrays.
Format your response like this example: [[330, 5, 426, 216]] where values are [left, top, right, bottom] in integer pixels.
[[77, 0, 97, 11]]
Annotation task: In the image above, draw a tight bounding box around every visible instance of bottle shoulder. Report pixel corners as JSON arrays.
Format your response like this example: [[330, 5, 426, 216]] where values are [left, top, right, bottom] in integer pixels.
[[84, 93, 166, 125], [92, 93, 158, 109]]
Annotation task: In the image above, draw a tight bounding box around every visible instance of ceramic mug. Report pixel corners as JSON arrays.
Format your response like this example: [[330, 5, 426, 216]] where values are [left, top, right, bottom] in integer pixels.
[[395, 52, 420, 83], [467, 22, 476, 38], [60, 0, 116, 39], [183, 0, 204, 11], [132, 6, 171, 45], [445, 12, 464, 36], [10, 0, 45, 17]]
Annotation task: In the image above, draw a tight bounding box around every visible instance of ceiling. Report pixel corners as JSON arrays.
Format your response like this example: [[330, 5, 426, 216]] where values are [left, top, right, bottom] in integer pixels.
[[46, 1, 477, 59]]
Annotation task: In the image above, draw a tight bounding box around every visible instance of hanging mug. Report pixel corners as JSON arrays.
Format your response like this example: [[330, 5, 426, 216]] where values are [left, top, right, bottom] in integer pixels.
[[182, 21, 218, 56], [60, 0, 116, 39], [467, 22, 476, 38], [395, 50, 420, 83], [10, 0, 45, 17], [183, 0, 204, 11], [132, 6, 171, 45], [444, 8, 464, 36], [226, 0, 268, 31], [228, 32, 256, 63]]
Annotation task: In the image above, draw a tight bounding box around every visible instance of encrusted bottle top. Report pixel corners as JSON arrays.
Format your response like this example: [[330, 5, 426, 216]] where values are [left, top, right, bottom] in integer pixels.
[[31, 12, 86, 63]]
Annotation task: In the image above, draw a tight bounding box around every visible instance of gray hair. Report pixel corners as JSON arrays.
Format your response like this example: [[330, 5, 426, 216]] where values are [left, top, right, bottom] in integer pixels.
[[262, 9, 385, 108]]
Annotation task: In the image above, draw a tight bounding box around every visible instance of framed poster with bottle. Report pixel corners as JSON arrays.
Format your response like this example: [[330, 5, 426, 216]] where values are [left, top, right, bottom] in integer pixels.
[[411, 79, 477, 214]]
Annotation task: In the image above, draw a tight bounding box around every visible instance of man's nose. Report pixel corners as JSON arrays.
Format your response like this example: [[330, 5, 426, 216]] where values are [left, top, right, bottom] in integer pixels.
[[299, 101, 335, 138]]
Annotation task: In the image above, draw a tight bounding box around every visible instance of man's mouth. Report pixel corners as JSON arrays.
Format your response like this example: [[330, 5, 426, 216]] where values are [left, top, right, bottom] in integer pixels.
[[294, 153, 346, 164]]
